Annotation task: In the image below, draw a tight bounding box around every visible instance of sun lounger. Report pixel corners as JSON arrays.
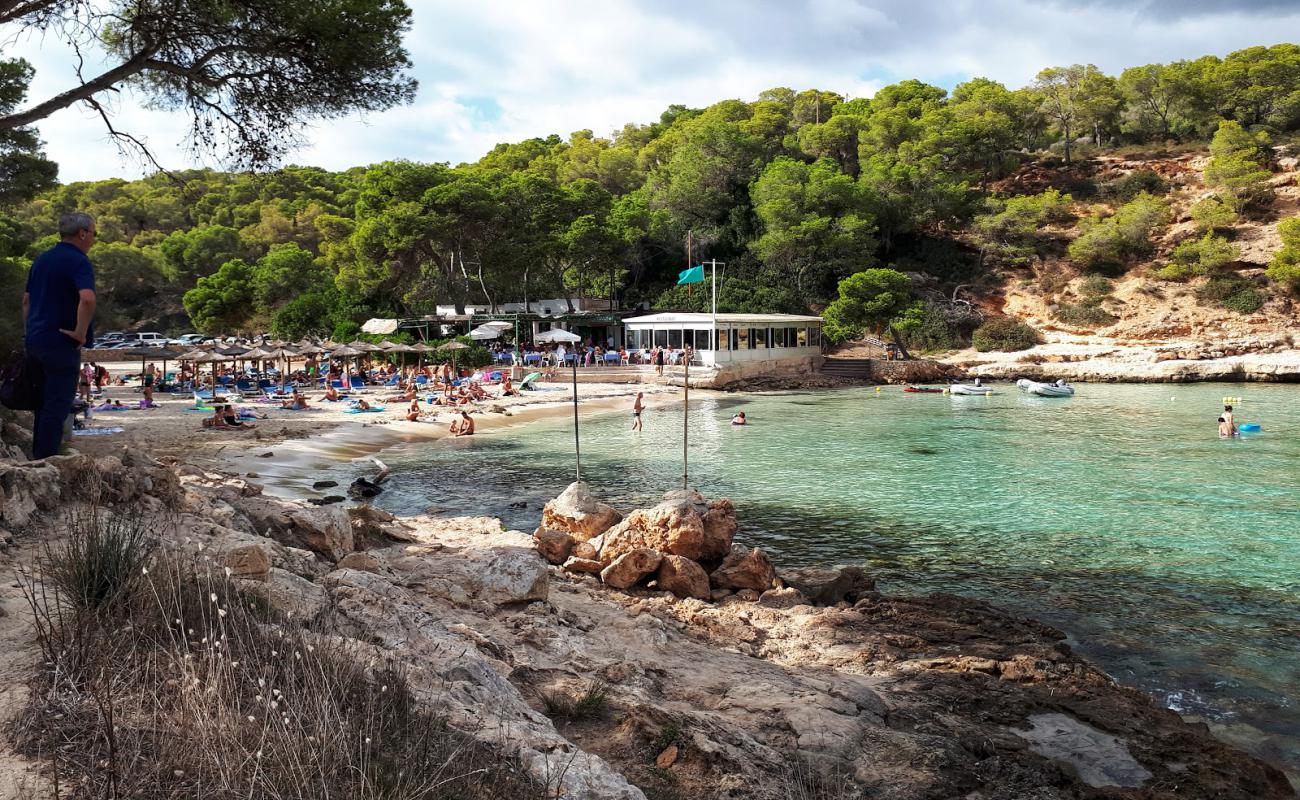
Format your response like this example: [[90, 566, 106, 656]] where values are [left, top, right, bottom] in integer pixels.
[[343, 406, 386, 414]]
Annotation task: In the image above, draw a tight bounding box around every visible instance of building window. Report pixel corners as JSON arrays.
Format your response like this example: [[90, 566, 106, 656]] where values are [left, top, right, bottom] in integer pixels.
[[694, 329, 711, 350], [717, 329, 729, 351], [683, 329, 694, 349], [737, 328, 749, 349], [654, 329, 668, 348], [668, 329, 682, 348], [809, 327, 821, 347], [797, 328, 808, 346]]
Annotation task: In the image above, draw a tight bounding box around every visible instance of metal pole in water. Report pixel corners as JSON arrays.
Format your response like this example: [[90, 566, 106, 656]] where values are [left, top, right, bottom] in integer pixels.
[[682, 348, 690, 490], [573, 356, 581, 482]]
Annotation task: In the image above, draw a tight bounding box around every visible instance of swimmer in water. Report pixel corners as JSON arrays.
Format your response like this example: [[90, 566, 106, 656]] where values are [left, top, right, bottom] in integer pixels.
[[731, 411, 746, 425]]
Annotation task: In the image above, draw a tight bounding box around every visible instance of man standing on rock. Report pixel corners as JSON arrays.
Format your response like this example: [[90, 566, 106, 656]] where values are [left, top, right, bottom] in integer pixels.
[[22, 212, 97, 459]]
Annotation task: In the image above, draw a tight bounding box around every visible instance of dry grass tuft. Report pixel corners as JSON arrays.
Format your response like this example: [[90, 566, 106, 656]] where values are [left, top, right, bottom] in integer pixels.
[[12, 507, 543, 799]]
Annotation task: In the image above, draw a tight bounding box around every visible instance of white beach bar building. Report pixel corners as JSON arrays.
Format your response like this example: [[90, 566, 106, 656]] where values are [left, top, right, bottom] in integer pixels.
[[622, 312, 824, 383]]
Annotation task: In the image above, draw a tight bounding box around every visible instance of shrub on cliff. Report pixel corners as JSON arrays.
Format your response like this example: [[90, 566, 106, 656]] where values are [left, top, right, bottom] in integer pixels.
[[1204, 121, 1275, 215], [1056, 300, 1117, 327], [1197, 275, 1264, 314], [1068, 192, 1169, 274], [1157, 234, 1240, 281], [1189, 196, 1238, 234], [1266, 217, 1300, 292], [972, 317, 1041, 351]]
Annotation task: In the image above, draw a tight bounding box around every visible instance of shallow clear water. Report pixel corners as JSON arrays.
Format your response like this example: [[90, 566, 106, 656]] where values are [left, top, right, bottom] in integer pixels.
[[369, 383, 1300, 775]]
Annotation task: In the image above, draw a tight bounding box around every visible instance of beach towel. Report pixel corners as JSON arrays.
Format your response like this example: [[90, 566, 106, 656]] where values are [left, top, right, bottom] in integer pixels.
[[343, 406, 386, 414], [73, 426, 125, 436]]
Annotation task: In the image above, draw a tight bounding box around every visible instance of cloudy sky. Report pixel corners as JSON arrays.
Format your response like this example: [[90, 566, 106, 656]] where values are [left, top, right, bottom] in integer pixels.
[[9, 0, 1300, 182]]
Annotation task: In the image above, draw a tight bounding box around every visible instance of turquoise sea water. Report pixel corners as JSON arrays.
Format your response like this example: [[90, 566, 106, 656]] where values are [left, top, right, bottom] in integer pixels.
[[370, 383, 1300, 776]]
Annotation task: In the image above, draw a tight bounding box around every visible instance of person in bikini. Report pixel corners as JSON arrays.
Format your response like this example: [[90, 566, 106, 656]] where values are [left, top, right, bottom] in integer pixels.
[[405, 398, 421, 422]]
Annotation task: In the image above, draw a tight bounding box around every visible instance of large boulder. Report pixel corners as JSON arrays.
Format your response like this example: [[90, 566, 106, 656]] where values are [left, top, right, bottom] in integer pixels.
[[211, 532, 273, 580], [533, 527, 575, 565], [282, 503, 354, 560], [602, 490, 737, 564], [0, 460, 62, 528], [541, 482, 621, 541], [480, 548, 549, 604], [237, 568, 327, 620], [780, 566, 875, 605], [655, 555, 710, 600], [711, 546, 776, 592], [600, 548, 662, 590]]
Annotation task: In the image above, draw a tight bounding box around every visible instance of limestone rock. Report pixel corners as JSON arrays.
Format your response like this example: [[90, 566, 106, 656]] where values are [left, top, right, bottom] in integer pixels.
[[338, 552, 383, 573], [780, 566, 875, 605], [284, 503, 354, 560], [600, 548, 662, 590], [238, 568, 327, 620], [534, 527, 575, 565], [700, 498, 738, 560], [655, 744, 679, 768], [757, 587, 808, 609], [572, 538, 599, 561], [711, 546, 775, 592], [480, 548, 549, 604], [562, 557, 604, 574], [655, 555, 711, 600], [212, 533, 272, 580], [602, 502, 705, 562], [541, 481, 621, 540], [0, 460, 62, 527]]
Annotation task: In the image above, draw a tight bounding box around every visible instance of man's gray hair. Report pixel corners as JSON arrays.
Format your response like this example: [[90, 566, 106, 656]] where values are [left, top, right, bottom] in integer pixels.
[[58, 212, 95, 238]]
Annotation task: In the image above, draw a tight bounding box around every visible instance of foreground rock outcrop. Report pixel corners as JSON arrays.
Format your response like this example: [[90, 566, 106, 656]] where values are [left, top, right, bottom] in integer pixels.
[[4, 455, 1292, 799]]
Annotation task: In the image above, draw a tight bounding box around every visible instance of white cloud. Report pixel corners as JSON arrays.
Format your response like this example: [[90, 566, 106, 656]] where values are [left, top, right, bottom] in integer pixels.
[[5, 0, 1299, 182]]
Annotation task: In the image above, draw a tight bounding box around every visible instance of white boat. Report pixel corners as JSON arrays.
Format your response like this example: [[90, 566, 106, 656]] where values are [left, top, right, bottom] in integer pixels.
[[949, 383, 994, 395], [1017, 378, 1075, 397]]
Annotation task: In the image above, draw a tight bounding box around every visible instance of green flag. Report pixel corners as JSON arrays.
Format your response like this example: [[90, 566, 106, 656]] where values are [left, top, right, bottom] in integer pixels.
[[677, 264, 705, 285]]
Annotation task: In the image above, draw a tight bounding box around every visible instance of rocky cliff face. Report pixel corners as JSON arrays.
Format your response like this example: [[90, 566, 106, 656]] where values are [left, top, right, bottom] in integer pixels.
[[1, 455, 1292, 799]]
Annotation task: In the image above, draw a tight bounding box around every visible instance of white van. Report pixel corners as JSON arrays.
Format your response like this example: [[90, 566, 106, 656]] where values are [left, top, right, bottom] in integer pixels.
[[122, 332, 168, 346]]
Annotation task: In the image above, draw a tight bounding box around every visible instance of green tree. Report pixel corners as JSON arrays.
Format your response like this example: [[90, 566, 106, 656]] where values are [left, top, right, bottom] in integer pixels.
[[0, 0, 417, 169], [183, 259, 257, 334], [0, 59, 57, 203], [160, 224, 250, 287], [750, 157, 877, 298], [821, 268, 916, 343], [1068, 192, 1169, 273], [972, 189, 1073, 266], [1215, 44, 1300, 131], [1204, 120, 1275, 214], [1267, 217, 1300, 291], [252, 243, 323, 310], [1033, 65, 1116, 162], [89, 241, 169, 328]]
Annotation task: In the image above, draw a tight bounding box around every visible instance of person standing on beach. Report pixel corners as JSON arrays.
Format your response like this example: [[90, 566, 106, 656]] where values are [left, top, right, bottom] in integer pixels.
[[23, 212, 97, 459], [653, 346, 664, 375], [632, 391, 644, 431]]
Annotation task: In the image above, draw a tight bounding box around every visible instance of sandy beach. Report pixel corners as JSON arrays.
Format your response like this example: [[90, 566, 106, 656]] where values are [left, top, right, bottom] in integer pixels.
[[71, 362, 686, 487]]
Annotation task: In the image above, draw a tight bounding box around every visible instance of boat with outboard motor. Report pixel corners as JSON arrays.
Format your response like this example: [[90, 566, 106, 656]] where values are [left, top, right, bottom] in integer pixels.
[[949, 383, 995, 395], [1017, 378, 1075, 397]]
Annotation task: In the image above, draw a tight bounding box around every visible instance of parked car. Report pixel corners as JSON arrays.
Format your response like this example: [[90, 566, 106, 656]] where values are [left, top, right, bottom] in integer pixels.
[[171, 333, 205, 347]]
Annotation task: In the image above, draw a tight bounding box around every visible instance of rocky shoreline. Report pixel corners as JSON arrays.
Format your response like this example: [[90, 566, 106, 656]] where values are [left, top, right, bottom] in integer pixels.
[[0, 445, 1293, 799], [940, 336, 1300, 383]]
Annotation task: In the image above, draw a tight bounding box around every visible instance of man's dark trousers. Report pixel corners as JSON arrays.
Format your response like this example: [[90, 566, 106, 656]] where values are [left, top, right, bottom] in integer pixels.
[[27, 342, 81, 459]]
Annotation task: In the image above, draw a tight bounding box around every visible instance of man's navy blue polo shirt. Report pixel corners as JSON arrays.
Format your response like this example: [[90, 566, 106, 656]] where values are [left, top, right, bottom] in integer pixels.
[[25, 241, 95, 348]]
